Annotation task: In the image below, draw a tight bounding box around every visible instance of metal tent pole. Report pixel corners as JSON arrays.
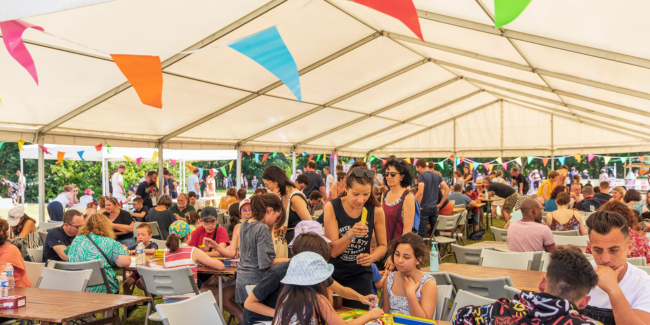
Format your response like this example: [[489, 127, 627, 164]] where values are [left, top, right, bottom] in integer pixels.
[[37, 136, 45, 223], [157, 143, 164, 199], [236, 150, 242, 190], [292, 151, 297, 180]]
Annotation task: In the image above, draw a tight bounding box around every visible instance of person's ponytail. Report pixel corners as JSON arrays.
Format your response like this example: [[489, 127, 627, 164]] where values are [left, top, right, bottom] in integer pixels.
[[166, 233, 181, 253]]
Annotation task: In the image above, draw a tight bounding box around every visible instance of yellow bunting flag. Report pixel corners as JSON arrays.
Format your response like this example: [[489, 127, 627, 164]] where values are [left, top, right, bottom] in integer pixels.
[[405, 157, 411, 165], [604, 156, 611, 164], [152, 151, 159, 162], [55, 152, 65, 164], [488, 164, 494, 172], [229, 160, 234, 172], [17, 139, 24, 151], [323, 154, 327, 162], [496, 157, 502, 164], [574, 153, 581, 163], [515, 157, 522, 166], [469, 162, 475, 171], [124, 156, 134, 162]]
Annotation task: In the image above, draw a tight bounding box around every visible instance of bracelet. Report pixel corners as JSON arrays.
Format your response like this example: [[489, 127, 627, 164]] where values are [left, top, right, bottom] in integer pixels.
[[345, 232, 352, 240]]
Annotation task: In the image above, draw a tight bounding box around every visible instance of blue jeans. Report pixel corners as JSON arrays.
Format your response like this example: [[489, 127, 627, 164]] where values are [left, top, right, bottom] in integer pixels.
[[119, 237, 136, 247], [418, 207, 439, 238]]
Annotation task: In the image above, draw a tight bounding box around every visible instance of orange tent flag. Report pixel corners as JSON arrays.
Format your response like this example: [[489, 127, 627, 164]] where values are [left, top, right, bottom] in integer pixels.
[[542, 157, 550, 167], [110, 54, 163, 108], [55, 152, 65, 164], [185, 164, 197, 171]]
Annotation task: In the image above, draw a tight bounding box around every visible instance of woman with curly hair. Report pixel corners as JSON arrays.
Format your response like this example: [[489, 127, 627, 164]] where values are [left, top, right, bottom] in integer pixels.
[[65, 213, 131, 293], [585, 200, 650, 263], [382, 159, 415, 239]]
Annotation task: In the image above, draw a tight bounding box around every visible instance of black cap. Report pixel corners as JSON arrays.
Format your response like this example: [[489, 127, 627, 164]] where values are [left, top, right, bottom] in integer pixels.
[[201, 206, 218, 221], [464, 184, 474, 192]]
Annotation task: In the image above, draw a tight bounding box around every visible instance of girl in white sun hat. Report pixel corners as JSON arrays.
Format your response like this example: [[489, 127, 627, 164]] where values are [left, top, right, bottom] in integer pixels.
[[273, 251, 384, 325]]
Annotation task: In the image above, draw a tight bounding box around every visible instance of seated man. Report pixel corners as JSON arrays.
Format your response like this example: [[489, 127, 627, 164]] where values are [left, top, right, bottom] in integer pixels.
[[170, 193, 195, 221], [507, 198, 556, 252], [42, 210, 85, 262], [583, 211, 650, 325], [295, 174, 309, 191], [453, 249, 600, 325], [569, 183, 584, 208], [504, 194, 544, 229], [575, 186, 601, 212], [447, 184, 472, 208], [594, 181, 612, 205]]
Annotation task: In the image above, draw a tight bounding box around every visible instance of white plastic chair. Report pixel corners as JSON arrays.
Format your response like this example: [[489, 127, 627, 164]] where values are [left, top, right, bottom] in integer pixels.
[[48, 259, 112, 293], [155, 292, 226, 325], [37, 222, 62, 231], [504, 285, 522, 300], [490, 227, 508, 242], [451, 244, 488, 265], [552, 230, 579, 236], [436, 284, 453, 320], [637, 266, 650, 276], [36, 268, 92, 291], [27, 248, 43, 263], [147, 221, 163, 240], [138, 265, 201, 325], [432, 214, 460, 259], [449, 273, 513, 299], [553, 235, 588, 246], [246, 285, 256, 295], [539, 252, 551, 272], [448, 289, 496, 322], [151, 239, 167, 249], [480, 249, 534, 270], [24, 261, 45, 287], [627, 257, 646, 266]]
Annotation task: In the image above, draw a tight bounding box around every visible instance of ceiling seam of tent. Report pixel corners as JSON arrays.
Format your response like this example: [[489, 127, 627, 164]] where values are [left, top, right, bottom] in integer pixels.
[[235, 58, 430, 146], [291, 76, 461, 149], [35, 0, 290, 137], [158, 31, 382, 144]]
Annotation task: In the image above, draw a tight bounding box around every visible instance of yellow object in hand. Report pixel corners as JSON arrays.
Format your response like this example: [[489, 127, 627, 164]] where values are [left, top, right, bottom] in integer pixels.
[[360, 207, 368, 224]]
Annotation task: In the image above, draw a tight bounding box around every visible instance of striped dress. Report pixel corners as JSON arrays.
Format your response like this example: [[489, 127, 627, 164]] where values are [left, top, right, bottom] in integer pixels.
[[164, 244, 198, 279]]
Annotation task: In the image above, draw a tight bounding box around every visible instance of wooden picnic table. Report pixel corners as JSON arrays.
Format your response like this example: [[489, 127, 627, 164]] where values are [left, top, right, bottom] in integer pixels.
[[439, 263, 544, 292], [0, 287, 150, 325], [453, 207, 465, 213]]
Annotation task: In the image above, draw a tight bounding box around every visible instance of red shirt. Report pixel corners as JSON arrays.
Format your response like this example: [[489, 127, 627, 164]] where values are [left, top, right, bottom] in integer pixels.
[[468, 192, 479, 212], [188, 225, 230, 252]]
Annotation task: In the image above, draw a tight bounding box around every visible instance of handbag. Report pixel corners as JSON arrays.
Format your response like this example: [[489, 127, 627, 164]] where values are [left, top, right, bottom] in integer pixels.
[[377, 189, 409, 268]]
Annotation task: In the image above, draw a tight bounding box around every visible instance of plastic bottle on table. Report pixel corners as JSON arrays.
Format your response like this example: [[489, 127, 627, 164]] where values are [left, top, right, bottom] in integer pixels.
[[430, 242, 439, 272], [135, 242, 146, 265], [5, 264, 14, 289], [0, 273, 8, 297]]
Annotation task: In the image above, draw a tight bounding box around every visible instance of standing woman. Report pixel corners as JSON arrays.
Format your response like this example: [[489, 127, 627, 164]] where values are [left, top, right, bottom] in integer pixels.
[[47, 186, 76, 221], [261, 165, 311, 247], [462, 165, 473, 186], [206, 175, 217, 207], [103, 197, 135, 246], [381, 159, 415, 239], [219, 188, 238, 210], [324, 162, 387, 309], [329, 171, 347, 201]]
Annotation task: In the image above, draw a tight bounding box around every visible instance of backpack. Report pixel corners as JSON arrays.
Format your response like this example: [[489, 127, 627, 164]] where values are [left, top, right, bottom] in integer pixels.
[[382, 190, 420, 232], [469, 229, 486, 241]]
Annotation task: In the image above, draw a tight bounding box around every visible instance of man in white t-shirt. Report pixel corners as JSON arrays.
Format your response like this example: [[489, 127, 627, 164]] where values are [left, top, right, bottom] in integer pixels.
[[323, 166, 334, 198], [187, 169, 200, 198], [583, 210, 650, 324], [599, 169, 609, 183], [16, 171, 25, 205], [111, 164, 127, 204]]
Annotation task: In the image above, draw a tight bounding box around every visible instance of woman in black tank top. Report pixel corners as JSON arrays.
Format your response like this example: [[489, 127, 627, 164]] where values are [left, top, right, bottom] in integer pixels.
[[324, 162, 387, 309]]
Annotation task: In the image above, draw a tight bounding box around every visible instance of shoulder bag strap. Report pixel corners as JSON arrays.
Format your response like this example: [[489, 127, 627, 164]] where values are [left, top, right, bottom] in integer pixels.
[[208, 227, 219, 252], [86, 235, 114, 267], [283, 190, 306, 228], [388, 190, 410, 242]]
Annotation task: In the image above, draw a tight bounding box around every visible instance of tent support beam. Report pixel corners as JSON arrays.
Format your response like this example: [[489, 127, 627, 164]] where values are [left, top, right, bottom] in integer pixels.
[[37, 135, 45, 223], [292, 152, 296, 181], [500, 99, 504, 158], [157, 143, 164, 199], [237, 58, 429, 146], [453, 119, 457, 173], [551, 115, 555, 170], [159, 31, 382, 144], [292, 76, 460, 149], [236, 150, 242, 190], [370, 99, 500, 153], [337, 90, 485, 150], [38, 0, 289, 136]]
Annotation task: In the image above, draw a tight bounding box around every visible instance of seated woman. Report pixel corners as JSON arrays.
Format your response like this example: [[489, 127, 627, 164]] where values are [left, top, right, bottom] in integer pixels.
[[6, 206, 38, 259], [146, 195, 176, 239], [586, 200, 650, 263], [624, 189, 649, 215], [545, 192, 588, 235], [65, 213, 131, 293], [0, 219, 31, 287], [437, 190, 453, 216], [611, 186, 626, 203], [382, 233, 436, 318], [103, 197, 134, 246], [544, 185, 567, 212], [219, 188, 238, 210]]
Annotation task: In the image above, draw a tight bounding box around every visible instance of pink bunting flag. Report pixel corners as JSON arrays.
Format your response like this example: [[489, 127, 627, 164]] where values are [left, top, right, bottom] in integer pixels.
[[353, 0, 423, 42], [169, 159, 177, 167], [588, 154, 595, 162], [412, 158, 418, 166], [38, 145, 50, 155], [483, 163, 490, 171], [502, 162, 508, 170], [0, 20, 44, 85], [136, 157, 142, 167]]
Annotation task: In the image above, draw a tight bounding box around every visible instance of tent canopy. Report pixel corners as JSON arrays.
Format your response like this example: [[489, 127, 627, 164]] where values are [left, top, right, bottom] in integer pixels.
[[19, 144, 237, 161], [2, 0, 650, 158]]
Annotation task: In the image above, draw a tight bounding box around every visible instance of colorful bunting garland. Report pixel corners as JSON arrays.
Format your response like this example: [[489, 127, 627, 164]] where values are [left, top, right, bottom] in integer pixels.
[[77, 151, 85, 161]]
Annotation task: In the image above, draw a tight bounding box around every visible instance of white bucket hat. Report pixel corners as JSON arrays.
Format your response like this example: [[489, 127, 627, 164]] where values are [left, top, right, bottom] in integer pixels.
[[281, 252, 334, 286]]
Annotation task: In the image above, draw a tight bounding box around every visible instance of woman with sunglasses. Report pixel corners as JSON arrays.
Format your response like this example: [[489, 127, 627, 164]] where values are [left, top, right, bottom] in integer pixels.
[[261, 166, 311, 251], [324, 161, 387, 309], [382, 159, 416, 239]]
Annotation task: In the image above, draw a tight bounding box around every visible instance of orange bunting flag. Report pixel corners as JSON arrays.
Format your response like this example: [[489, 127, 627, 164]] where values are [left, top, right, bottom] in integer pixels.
[[638, 155, 645, 162], [574, 153, 581, 163], [95, 143, 102, 152], [185, 164, 197, 171], [209, 169, 215, 178], [246, 151, 251, 155], [405, 157, 411, 165], [542, 157, 550, 167], [353, 0, 423, 42], [110, 54, 163, 108], [261, 153, 269, 163], [55, 151, 65, 164]]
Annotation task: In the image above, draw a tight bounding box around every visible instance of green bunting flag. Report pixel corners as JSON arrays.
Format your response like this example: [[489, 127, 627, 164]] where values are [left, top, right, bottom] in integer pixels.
[[272, 152, 277, 158], [220, 166, 227, 176], [494, 0, 532, 28], [106, 144, 113, 154], [0, 142, 3, 149], [317, 154, 322, 161], [621, 157, 627, 164], [437, 161, 444, 170], [527, 156, 534, 164]]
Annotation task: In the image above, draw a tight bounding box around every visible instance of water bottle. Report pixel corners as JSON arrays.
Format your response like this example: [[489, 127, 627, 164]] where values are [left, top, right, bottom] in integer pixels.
[[4, 264, 14, 289], [135, 242, 146, 265], [430, 242, 439, 272], [0, 273, 9, 298]]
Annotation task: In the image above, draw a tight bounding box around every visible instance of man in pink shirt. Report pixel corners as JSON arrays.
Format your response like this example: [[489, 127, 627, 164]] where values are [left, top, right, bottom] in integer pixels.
[[508, 198, 557, 252]]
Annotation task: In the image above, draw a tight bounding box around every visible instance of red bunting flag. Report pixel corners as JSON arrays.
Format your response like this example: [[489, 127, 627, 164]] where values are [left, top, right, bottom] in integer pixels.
[[209, 169, 215, 178], [110, 54, 163, 108], [382, 159, 387, 166], [38, 145, 50, 155], [262, 153, 269, 163], [353, 0, 423, 42], [308, 155, 313, 161], [588, 154, 595, 162], [95, 143, 102, 152], [542, 157, 550, 167]]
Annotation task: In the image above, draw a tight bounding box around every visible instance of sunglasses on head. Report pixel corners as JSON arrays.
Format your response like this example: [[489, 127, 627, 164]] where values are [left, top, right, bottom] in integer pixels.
[[349, 169, 376, 178], [384, 172, 400, 177]]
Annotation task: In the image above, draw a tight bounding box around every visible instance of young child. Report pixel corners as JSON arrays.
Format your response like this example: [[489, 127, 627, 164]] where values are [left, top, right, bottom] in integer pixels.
[[295, 174, 309, 191], [370, 235, 387, 296], [382, 233, 437, 319], [205, 199, 250, 259], [130, 197, 148, 221], [309, 191, 324, 215], [273, 252, 384, 325], [186, 211, 201, 231], [122, 223, 159, 296]]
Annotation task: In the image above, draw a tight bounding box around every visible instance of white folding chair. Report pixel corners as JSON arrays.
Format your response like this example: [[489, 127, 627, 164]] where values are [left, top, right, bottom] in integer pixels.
[[37, 222, 62, 231], [451, 244, 488, 265], [37, 231, 48, 247], [539, 252, 551, 272], [480, 249, 534, 270], [449, 273, 513, 299], [448, 290, 496, 322], [48, 260, 112, 294], [490, 227, 508, 242], [147, 221, 163, 240], [638, 266, 650, 276], [552, 230, 580, 236], [627, 257, 646, 266], [553, 235, 588, 246], [36, 268, 92, 291], [504, 285, 522, 300], [151, 239, 167, 249], [436, 284, 453, 320], [24, 261, 45, 287], [246, 285, 256, 295], [27, 248, 43, 263], [431, 214, 460, 259], [138, 266, 201, 325], [155, 292, 226, 325]]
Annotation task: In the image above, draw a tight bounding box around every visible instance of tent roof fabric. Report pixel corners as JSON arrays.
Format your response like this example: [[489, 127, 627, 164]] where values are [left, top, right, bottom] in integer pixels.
[[2, 0, 650, 157]]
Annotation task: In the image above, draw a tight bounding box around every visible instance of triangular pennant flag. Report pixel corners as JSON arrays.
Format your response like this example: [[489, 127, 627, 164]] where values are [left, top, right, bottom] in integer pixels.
[[370, 156, 376, 162], [437, 162, 445, 170], [382, 159, 387, 166], [302, 152, 307, 157], [55, 151, 65, 164], [124, 156, 134, 163], [588, 154, 595, 162], [262, 153, 269, 163], [228, 27, 301, 101], [169, 159, 177, 167], [95, 143, 102, 152], [488, 164, 494, 172], [473, 163, 479, 170], [0, 20, 44, 85], [469, 162, 474, 171], [542, 157, 549, 167], [317, 154, 322, 162], [558, 157, 565, 165], [273, 152, 277, 158], [574, 153, 581, 163], [136, 157, 142, 167], [502, 162, 508, 171], [38, 145, 50, 155], [110, 54, 163, 108], [220, 166, 227, 176], [17, 139, 24, 151], [483, 163, 490, 171], [255, 153, 260, 163], [323, 155, 327, 162], [353, 0, 423, 42], [459, 157, 465, 164], [185, 164, 197, 171], [448, 155, 454, 161], [454, 157, 459, 165], [0, 142, 3, 149], [77, 151, 85, 161], [604, 156, 611, 164], [405, 157, 411, 165], [496, 157, 502, 164], [363, 156, 367, 163], [515, 157, 522, 166], [246, 151, 250, 155], [412, 158, 418, 166], [152, 151, 159, 162], [240, 151, 243, 160], [527, 156, 534, 165], [197, 168, 203, 179], [308, 155, 313, 161], [350, 158, 355, 165], [621, 157, 627, 164], [209, 169, 215, 178], [639, 155, 646, 162], [106, 145, 113, 154], [229, 160, 234, 172], [494, 0, 532, 28]]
